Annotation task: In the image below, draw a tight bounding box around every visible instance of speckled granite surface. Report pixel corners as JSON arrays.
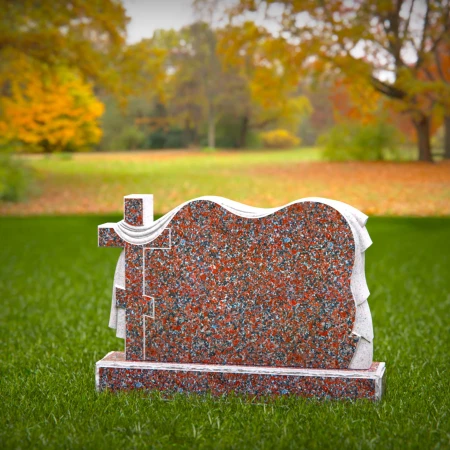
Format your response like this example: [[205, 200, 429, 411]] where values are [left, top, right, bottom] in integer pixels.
[[145, 201, 358, 368], [124, 197, 144, 226], [97, 195, 385, 399], [97, 352, 385, 400]]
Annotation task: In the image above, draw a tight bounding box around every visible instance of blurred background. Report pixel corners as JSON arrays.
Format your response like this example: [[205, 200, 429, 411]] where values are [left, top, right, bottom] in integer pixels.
[[0, 0, 449, 215]]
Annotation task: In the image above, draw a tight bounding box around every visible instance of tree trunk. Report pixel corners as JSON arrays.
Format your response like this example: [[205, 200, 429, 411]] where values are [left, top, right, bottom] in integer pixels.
[[444, 115, 450, 160], [183, 118, 191, 147], [184, 119, 198, 147], [207, 104, 215, 149], [192, 127, 199, 147], [41, 139, 52, 154], [413, 116, 433, 162], [238, 116, 249, 148]]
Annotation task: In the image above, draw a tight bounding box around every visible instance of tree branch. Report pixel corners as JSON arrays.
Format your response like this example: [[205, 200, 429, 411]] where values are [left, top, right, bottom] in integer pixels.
[[252, 116, 278, 130], [401, 0, 416, 41], [416, 0, 430, 68], [370, 76, 406, 99], [427, 3, 450, 56]]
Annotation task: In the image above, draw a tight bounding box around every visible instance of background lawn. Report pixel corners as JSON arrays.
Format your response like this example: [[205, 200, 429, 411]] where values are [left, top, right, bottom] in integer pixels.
[[1, 149, 449, 217], [1, 214, 449, 449]]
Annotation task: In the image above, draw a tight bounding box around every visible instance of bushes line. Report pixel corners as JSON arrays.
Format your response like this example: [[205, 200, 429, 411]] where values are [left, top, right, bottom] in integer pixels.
[[0, 154, 35, 202], [319, 122, 401, 161]]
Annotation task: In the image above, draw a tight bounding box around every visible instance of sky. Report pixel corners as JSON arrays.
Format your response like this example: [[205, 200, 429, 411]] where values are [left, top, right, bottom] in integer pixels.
[[123, 0, 197, 43], [123, 0, 279, 43]]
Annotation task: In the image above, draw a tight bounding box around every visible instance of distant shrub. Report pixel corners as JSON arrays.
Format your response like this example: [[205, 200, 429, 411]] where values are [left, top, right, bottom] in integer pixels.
[[148, 129, 167, 149], [57, 152, 73, 161], [201, 146, 217, 154], [245, 131, 263, 149], [261, 129, 301, 149], [0, 154, 35, 202], [319, 122, 400, 161], [164, 129, 184, 149], [117, 126, 146, 150]]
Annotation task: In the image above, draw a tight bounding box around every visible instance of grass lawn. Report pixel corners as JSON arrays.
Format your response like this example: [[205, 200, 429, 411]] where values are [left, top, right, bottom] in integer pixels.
[[1, 148, 449, 216], [1, 214, 449, 449]]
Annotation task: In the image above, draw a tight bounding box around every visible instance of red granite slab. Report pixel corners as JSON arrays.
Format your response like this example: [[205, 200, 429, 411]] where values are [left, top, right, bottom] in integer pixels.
[[118, 200, 358, 368]]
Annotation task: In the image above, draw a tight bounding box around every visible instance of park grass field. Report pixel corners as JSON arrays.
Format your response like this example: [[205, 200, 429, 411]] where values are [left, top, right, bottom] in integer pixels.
[[1, 149, 449, 448], [1, 148, 449, 216], [1, 214, 449, 449]]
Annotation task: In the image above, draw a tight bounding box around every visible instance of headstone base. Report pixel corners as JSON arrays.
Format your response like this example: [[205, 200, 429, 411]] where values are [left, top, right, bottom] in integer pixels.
[[96, 352, 386, 400]]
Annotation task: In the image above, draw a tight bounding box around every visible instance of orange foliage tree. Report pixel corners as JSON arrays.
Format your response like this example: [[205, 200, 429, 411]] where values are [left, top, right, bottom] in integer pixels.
[[0, 62, 104, 153], [419, 40, 450, 158], [329, 76, 422, 142], [329, 78, 384, 125]]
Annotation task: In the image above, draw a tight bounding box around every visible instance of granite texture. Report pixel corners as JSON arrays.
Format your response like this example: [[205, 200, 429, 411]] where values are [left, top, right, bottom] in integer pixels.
[[123, 194, 154, 228], [96, 352, 385, 400], [124, 197, 144, 226], [102, 199, 364, 368], [98, 225, 124, 248], [142, 200, 358, 368], [96, 195, 384, 399]]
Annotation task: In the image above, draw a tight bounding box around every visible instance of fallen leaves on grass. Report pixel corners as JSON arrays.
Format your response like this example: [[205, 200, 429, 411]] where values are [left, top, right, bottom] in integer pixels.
[[0, 154, 449, 217]]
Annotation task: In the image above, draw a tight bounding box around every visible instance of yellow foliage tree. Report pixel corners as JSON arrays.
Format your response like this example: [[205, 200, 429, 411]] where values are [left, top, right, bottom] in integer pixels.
[[0, 0, 128, 97], [0, 64, 104, 153], [218, 22, 311, 146]]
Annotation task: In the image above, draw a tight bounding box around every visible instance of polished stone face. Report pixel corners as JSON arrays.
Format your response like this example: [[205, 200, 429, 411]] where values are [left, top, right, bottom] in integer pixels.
[[121, 200, 359, 369], [97, 196, 385, 399]]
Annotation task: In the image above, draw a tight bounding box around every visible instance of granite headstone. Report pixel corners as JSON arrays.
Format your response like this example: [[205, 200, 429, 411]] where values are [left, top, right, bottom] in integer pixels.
[[96, 195, 385, 400]]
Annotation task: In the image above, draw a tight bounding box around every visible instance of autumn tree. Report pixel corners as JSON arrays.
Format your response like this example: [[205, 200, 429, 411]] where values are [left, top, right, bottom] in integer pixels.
[[193, 0, 224, 148], [233, 0, 450, 161], [167, 23, 221, 147], [328, 75, 418, 140], [0, 0, 128, 93], [127, 26, 214, 147], [0, 0, 129, 153], [217, 21, 311, 147], [120, 34, 171, 103], [0, 60, 104, 152], [115, 18, 310, 149], [437, 42, 450, 159]]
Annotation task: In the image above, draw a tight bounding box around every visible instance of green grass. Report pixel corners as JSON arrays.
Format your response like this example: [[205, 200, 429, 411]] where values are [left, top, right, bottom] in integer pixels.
[[25, 148, 323, 181], [1, 215, 449, 449]]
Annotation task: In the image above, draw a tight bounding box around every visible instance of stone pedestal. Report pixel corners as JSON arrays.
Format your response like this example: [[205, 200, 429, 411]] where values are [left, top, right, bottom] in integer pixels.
[[97, 352, 385, 400]]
